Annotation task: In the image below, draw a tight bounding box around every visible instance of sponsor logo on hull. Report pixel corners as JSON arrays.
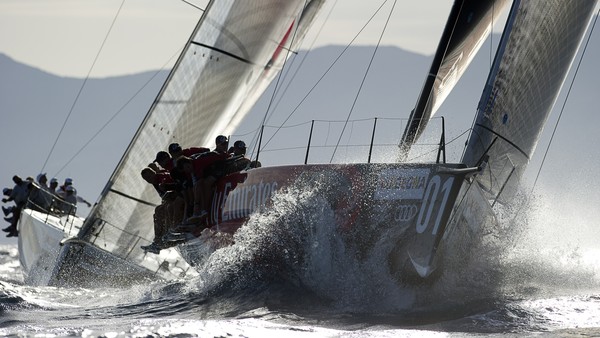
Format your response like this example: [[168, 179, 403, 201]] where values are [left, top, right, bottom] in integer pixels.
[[211, 179, 279, 224], [374, 168, 430, 200], [394, 204, 419, 222]]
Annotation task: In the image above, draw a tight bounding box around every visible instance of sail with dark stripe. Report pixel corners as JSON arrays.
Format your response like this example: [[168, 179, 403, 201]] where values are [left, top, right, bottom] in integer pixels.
[[462, 0, 597, 201], [74, 0, 325, 272], [399, 0, 510, 158]]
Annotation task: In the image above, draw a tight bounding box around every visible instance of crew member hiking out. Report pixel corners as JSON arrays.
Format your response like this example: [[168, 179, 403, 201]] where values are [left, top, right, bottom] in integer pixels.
[[177, 135, 230, 225], [168, 143, 209, 168], [140, 166, 185, 254], [2, 175, 31, 237]]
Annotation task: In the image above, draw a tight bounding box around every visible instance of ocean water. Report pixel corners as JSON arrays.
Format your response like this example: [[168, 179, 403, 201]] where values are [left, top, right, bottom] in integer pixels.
[[1, 189, 600, 337]]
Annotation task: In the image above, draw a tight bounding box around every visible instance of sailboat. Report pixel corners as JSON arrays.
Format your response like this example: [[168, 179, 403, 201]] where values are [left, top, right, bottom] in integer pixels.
[[18, 0, 598, 287], [174, 0, 598, 282], [17, 0, 327, 287]]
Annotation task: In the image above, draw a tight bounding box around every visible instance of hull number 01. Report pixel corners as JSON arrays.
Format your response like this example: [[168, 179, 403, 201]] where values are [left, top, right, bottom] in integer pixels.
[[416, 175, 454, 235]]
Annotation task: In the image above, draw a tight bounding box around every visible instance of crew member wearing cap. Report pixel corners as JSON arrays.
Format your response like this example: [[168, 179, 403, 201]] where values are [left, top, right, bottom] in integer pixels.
[[57, 178, 92, 208], [176, 135, 230, 223], [225, 140, 252, 174], [49, 178, 59, 195], [28, 173, 52, 211], [64, 186, 77, 203], [152, 151, 172, 171], [167, 143, 209, 167], [36, 173, 48, 189], [59, 185, 78, 214], [197, 135, 232, 220], [56, 178, 71, 199], [2, 188, 12, 197]]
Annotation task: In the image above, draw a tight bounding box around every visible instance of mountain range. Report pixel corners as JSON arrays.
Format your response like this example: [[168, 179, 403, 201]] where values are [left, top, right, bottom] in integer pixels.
[[0, 45, 444, 212], [1, 37, 599, 244]]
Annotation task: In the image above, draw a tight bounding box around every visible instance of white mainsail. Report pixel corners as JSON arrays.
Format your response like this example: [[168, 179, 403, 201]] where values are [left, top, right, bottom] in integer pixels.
[[66, 0, 325, 275]]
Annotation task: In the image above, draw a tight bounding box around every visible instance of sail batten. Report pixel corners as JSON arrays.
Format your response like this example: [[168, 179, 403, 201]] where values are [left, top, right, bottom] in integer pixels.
[[191, 42, 256, 64]]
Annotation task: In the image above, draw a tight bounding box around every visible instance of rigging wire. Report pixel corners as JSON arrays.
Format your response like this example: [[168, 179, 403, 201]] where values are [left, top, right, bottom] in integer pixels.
[[52, 1, 208, 177], [329, 0, 397, 163], [53, 50, 183, 176], [257, 0, 391, 154], [251, 0, 308, 163], [249, 0, 339, 161], [179, 0, 205, 12], [530, 7, 599, 193], [40, 0, 126, 174], [405, 127, 471, 163], [260, 0, 340, 128], [248, 0, 339, 159]]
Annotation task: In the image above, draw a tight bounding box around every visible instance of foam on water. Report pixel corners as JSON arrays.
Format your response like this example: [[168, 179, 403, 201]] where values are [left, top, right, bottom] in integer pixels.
[[168, 173, 600, 319], [174, 173, 420, 314]]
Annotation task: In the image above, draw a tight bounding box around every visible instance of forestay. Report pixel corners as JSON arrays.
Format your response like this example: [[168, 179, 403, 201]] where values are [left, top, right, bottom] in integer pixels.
[[462, 0, 598, 201], [76, 0, 325, 266]]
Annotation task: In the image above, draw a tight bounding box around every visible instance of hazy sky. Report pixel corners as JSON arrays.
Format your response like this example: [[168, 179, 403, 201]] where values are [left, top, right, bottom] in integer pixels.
[[0, 0, 463, 77]]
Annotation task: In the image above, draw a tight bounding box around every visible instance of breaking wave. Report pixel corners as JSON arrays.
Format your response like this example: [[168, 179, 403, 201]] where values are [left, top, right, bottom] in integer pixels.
[[176, 176, 600, 321]]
